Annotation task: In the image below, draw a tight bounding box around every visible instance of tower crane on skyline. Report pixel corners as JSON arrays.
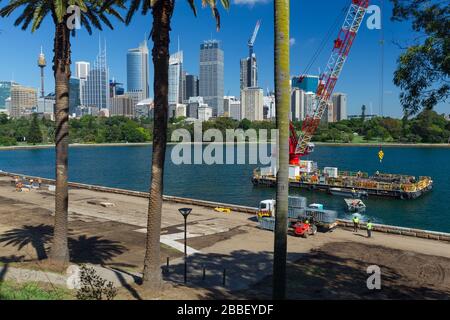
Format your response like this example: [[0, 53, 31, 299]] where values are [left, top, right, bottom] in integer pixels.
[[248, 19, 261, 58], [289, 0, 370, 165]]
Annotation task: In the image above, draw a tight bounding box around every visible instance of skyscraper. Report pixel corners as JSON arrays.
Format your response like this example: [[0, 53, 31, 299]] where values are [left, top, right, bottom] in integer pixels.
[[127, 39, 149, 102], [168, 51, 183, 104], [184, 74, 199, 101], [224, 96, 241, 120], [241, 87, 264, 121], [304, 92, 317, 117], [199, 40, 224, 117], [85, 42, 110, 110], [291, 88, 306, 121], [75, 61, 90, 107], [69, 78, 81, 116], [240, 54, 257, 90], [111, 95, 134, 117], [75, 61, 90, 79], [10, 85, 37, 118], [332, 93, 347, 122], [0, 81, 17, 109]]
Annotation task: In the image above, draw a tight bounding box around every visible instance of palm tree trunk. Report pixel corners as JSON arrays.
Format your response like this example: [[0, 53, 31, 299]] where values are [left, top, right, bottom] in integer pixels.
[[273, 0, 290, 300], [142, 0, 174, 290], [49, 21, 71, 265]]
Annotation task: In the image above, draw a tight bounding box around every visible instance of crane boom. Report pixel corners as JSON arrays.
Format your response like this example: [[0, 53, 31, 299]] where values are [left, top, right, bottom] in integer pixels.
[[248, 20, 261, 55], [291, 0, 369, 164]]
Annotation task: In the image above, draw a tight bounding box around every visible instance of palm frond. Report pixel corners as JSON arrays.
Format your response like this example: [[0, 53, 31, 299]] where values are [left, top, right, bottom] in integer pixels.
[[125, 0, 143, 25], [187, 0, 197, 16]]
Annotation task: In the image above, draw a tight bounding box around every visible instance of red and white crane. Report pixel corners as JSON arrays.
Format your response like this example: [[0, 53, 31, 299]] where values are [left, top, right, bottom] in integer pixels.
[[290, 0, 370, 165]]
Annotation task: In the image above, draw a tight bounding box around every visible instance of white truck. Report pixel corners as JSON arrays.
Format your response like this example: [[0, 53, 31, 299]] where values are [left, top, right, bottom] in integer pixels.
[[258, 199, 276, 218]]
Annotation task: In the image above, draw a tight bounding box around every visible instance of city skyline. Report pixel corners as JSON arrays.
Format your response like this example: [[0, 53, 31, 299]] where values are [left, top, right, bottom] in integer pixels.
[[0, 0, 447, 117]]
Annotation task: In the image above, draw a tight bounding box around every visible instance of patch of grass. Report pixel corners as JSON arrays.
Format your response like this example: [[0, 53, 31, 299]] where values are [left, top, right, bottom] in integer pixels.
[[0, 281, 72, 300]]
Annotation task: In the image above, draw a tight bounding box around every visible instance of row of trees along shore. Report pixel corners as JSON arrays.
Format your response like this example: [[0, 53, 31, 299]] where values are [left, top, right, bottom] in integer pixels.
[[0, 0, 447, 298], [1, 110, 449, 147]]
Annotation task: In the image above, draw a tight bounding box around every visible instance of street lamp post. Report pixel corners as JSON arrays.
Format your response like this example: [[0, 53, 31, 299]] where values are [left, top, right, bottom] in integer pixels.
[[178, 208, 192, 284]]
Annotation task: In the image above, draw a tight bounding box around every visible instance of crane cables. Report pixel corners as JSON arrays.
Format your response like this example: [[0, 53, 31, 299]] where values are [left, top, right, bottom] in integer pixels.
[[300, 5, 348, 78]]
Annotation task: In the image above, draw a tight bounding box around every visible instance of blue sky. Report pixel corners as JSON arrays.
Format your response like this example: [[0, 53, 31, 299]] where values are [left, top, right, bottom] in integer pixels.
[[0, 0, 447, 117]]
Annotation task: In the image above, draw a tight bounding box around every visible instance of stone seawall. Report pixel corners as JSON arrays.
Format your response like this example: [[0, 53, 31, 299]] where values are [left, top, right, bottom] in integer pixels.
[[2, 171, 449, 242]]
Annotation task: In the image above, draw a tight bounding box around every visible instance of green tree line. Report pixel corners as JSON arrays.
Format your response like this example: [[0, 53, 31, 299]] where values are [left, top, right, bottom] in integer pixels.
[[1, 110, 449, 147]]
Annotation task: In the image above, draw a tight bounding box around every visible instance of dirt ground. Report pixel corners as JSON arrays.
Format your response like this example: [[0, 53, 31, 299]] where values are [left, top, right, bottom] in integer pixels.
[[238, 242, 450, 300], [1, 176, 450, 300], [0, 193, 182, 273]]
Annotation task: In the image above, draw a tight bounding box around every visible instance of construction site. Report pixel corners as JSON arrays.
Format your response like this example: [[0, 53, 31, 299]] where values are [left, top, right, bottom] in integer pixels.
[[0, 174, 449, 300], [251, 0, 434, 201]]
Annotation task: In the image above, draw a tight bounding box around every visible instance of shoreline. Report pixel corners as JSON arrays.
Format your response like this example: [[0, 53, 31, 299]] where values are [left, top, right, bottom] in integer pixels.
[[0, 171, 449, 237], [1, 141, 450, 151]]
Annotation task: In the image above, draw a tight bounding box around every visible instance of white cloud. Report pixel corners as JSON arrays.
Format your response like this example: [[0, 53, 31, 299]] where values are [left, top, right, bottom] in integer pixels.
[[290, 38, 296, 46], [233, 0, 271, 7]]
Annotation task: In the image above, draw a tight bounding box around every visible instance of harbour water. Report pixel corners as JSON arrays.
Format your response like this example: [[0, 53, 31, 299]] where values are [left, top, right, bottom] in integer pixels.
[[0, 144, 449, 232]]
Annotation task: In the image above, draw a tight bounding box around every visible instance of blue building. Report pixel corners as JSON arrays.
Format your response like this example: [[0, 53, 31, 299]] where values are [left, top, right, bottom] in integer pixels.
[[199, 40, 224, 116], [69, 78, 81, 115], [0, 81, 17, 108], [127, 40, 149, 101], [292, 75, 319, 93]]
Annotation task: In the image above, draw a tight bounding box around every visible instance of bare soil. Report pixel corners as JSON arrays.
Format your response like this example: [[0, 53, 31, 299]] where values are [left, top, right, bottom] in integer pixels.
[[235, 242, 450, 300], [1, 176, 450, 300]]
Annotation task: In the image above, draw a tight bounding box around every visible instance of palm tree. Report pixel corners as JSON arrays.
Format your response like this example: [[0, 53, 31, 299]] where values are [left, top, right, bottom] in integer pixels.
[[0, 0, 124, 265], [273, 0, 290, 300], [126, 0, 229, 290]]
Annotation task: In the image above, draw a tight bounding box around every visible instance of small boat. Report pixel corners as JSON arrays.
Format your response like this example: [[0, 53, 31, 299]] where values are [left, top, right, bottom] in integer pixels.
[[329, 187, 368, 199], [344, 198, 367, 213]]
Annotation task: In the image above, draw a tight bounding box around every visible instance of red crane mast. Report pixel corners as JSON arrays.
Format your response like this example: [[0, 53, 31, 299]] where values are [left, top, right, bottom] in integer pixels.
[[290, 0, 370, 165]]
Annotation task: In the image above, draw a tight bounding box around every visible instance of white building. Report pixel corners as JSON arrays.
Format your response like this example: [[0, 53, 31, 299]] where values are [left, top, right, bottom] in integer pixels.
[[263, 94, 275, 120], [169, 51, 183, 105], [135, 98, 154, 118], [186, 96, 204, 119], [241, 87, 264, 121], [304, 92, 317, 118], [37, 97, 55, 115], [75, 61, 90, 108], [175, 104, 187, 118], [223, 96, 241, 120], [331, 93, 347, 122], [198, 106, 213, 122], [291, 88, 306, 121]]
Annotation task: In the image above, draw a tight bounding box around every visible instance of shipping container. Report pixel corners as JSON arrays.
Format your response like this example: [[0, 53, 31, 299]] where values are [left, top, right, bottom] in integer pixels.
[[259, 217, 290, 231], [298, 209, 338, 224], [288, 196, 307, 208], [288, 207, 305, 219]]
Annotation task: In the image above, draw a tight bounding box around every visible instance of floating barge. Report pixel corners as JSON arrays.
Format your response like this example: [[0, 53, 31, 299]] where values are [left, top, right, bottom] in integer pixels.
[[252, 163, 433, 200]]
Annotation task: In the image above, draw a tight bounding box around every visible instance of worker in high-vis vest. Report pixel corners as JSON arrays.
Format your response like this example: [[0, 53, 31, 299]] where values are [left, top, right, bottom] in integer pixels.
[[367, 220, 373, 238], [352, 216, 360, 232]]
